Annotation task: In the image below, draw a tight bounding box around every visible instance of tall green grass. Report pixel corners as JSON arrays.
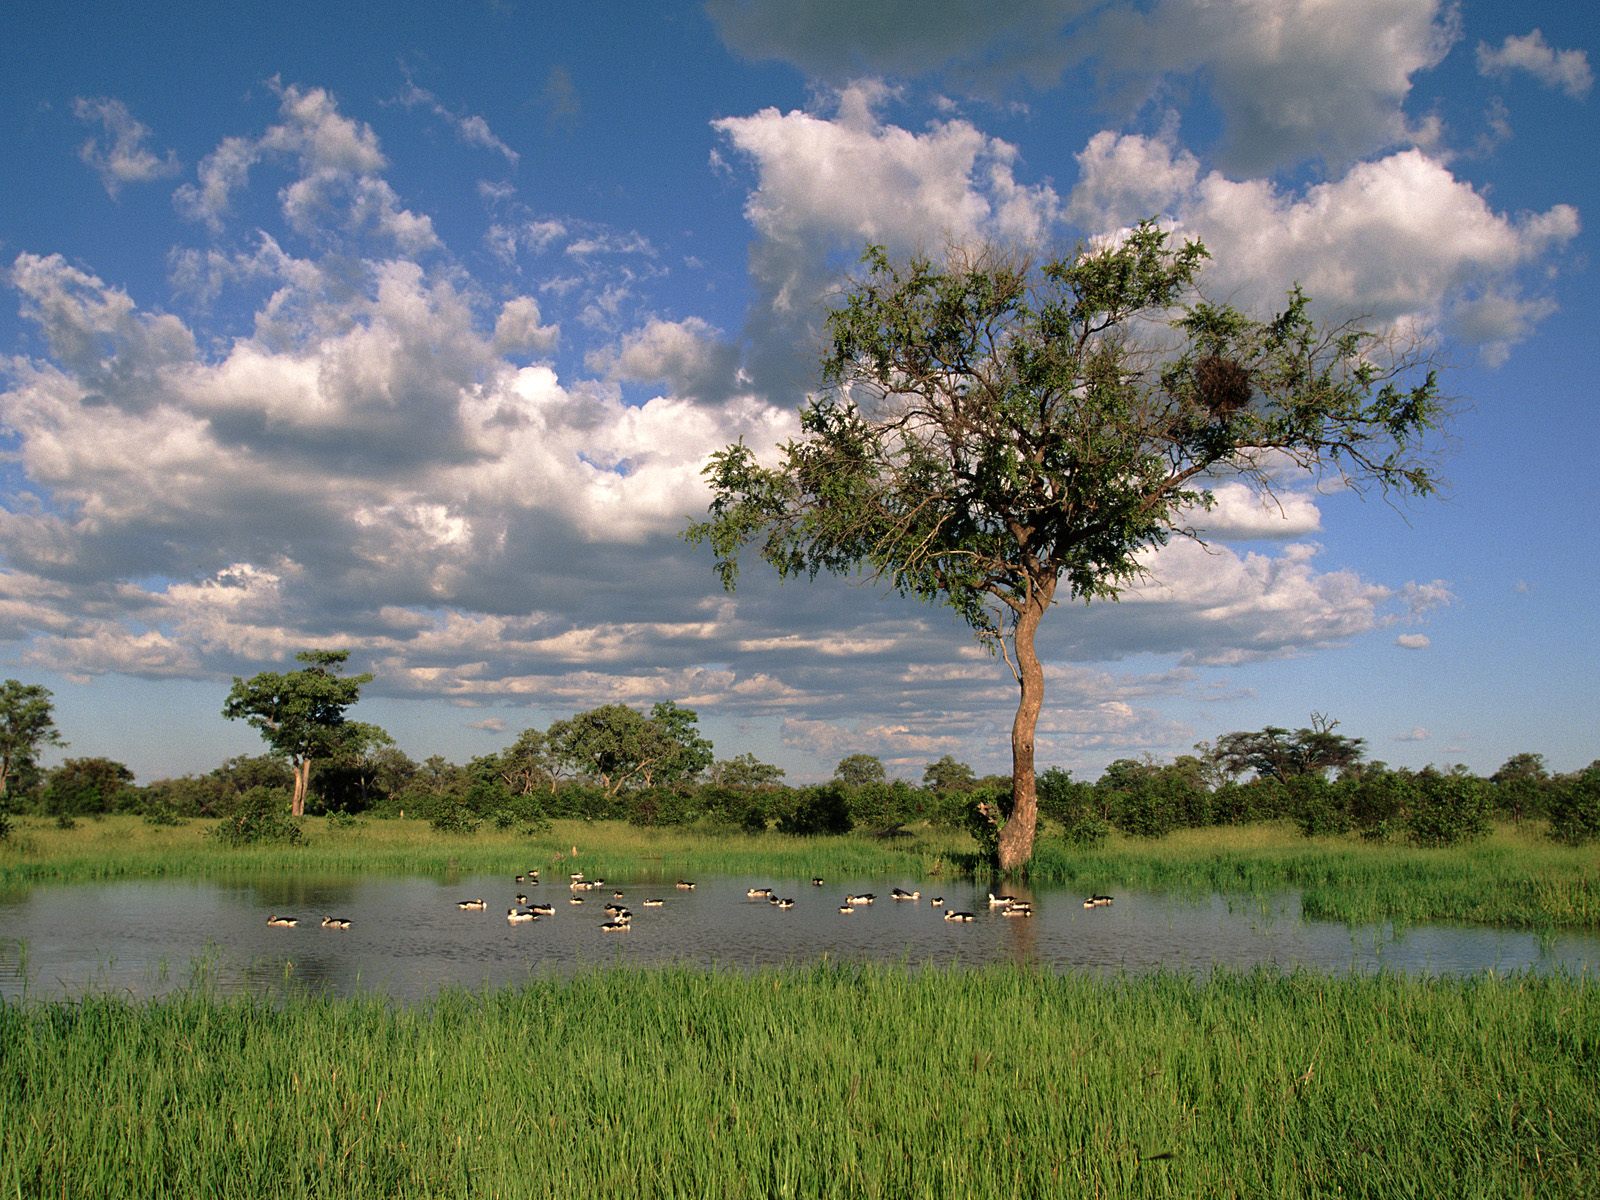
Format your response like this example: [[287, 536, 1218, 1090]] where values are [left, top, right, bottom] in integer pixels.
[[5, 816, 1596, 929], [3, 966, 1595, 1198]]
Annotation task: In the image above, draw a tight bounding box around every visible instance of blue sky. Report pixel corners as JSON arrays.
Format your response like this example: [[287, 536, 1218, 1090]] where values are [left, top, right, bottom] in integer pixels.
[[2, 0, 1594, 785]]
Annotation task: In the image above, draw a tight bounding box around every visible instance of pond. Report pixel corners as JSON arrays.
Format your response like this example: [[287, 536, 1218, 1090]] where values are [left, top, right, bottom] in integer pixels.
[[2, 872, 1595, 1002]]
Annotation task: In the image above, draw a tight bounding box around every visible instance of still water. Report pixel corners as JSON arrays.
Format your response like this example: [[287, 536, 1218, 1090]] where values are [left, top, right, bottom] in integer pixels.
[[2, 873, 1595, 1002]]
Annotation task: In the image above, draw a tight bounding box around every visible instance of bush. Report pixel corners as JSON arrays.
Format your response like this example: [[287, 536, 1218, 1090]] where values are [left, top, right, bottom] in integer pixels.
[[1404, 771, 1490, 848], [428, 795, 481, 834], [211, 786, 303, 846], [1547, 765, 1600, 846], [777, 785, 854, 836], [1289, 775, 1352, 837], [1060, 814, 1110, 848]]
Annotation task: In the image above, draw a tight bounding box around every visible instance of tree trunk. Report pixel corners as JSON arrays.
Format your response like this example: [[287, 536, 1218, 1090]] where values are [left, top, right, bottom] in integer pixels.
[[997, 582, 1053, 872], [291, 758, 312, 817]]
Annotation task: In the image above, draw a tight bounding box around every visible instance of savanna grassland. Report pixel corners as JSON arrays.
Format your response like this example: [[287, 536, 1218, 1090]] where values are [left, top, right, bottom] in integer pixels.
[[4, 817, 1597, 1197]]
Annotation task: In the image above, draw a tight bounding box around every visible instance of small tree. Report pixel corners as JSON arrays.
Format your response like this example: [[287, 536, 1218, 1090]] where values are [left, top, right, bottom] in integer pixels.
[[0, 680, 66, 799], [833, 754, 887, 787], [689, 226, 1439, 869], [547, 702, 714, 797], [222, 650, 376, 817]]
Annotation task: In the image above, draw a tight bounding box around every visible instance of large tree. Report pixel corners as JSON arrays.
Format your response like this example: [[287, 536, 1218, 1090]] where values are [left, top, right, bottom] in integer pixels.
[[548, 701, 714, 796], [688, 225, 1440, 870], [0, 679, 66, 799], [222, 650, 376, 817]]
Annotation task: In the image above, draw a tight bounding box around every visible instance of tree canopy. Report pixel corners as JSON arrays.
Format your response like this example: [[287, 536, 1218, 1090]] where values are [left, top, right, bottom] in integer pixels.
[[547, 701, 714, 796], [688, 224, 1442, 869], [222, 650, 376, 816], [0, 679, 66, 799]]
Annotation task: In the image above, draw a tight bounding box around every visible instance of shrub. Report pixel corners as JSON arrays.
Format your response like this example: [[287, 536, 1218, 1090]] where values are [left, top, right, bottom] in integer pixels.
[[777, 785, 853, 836], [1404, 770, 1490, 848], [1289, 775, 1351, 837], [1547, 764, 1600, 846], [428, 795, 481, 834], [211, 786, 303, 846]]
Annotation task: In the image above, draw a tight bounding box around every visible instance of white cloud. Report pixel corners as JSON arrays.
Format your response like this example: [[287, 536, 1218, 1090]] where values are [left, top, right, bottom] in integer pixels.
[[396, 78, 521, 164], [1395, 726, 1431, 742], [1068, 134, 1580, 356], [73, 97, 181, 196], [1477, 30, 1593, 99], [175, 82, 438, 252], [1396, 633, 1430, 649]]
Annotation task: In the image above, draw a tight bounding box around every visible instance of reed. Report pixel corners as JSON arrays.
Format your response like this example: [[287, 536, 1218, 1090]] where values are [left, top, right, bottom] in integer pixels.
[[3, 965, 1595, 1198]]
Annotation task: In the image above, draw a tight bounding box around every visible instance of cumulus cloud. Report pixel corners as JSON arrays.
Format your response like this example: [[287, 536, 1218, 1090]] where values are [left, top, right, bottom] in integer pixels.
[[1396, 633, 1430, 649], [1477, 30, 1593, 99], [73, 97, 181, 196], [713, 81, 1060, 397], [1068, 132, 1579, 357], [710, 0, 1458, 172], [176, 81, 438, 252]]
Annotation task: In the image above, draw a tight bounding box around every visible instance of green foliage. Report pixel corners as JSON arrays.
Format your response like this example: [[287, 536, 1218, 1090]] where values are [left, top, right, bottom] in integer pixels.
[[1405, 770, 1491, 848], [777, 784, 853, 836], [43, 757, 136, 817], [707, 752, 786, 790], [1288, 775, 1352, 838], [1036, 767, 1107, 847], [832, 753, 885, 787], [209, 786, 303, 847], [222, 650, 377, 815], [921, 755, 977, 795], [547, 701, 714, 796], [1209, 715, 1366, 782], [1547, 763, 1600, 846], [0, 679, 66, 798]]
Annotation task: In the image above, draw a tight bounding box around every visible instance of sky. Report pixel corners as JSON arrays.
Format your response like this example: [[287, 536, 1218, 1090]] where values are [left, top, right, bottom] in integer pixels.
[[1, 0, 1595, 786]]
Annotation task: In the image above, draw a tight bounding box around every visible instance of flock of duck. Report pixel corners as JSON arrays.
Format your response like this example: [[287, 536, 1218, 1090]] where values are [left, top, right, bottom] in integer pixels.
[[264, 870, 1114, 933]]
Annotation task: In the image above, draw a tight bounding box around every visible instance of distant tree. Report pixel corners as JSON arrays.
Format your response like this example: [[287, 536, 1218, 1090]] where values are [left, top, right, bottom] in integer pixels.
[[494, 728, 562, 795], [43, 757, 136, 816], [0, 680, 66, 799], [832, 753, 887, 787], [548, 702, 714, 797], [709, 752, 787, 790], [1211, 715, 1366, 783], [689, 226, 1440, 869], [1547, 762, 1600, 846], [222, 650, 377, 817], [1491, 751, 1550, 824], [922, 755, 977, 795]]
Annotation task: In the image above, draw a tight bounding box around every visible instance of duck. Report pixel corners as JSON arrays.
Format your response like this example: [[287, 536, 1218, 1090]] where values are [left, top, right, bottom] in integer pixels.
[[266, 914, 298, 928], [838, 903, 855, 914], [811, 877, 825, 887], [457, 899, 487, 910], [1083, 895, 1114, 908], [642, 898, 665, 908], [891, 888, 920, 901], [987, 893, 1016, 908], [603, 903, 631, 917], [514, 893, 529, 905], [775, 897, 796, 909], [943, 910, 975, 922], [675, 880, 696, 890], [568, 896, 586, 905], [930, 897, 945, 908], [1001, 904, 1034, 918], [570, 872, 585, 881], [599, 917, 631, 932], [320, 916, 352, 929], [530, 903, 555, 916], [506, 907, 537, 923], [612, 890, 625, 899], [746, 886, 774, 899], [846, 893, 876, 906]]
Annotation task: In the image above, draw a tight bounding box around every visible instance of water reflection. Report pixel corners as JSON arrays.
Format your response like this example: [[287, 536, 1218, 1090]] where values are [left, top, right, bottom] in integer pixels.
[[0, 873, 1594, 1003]]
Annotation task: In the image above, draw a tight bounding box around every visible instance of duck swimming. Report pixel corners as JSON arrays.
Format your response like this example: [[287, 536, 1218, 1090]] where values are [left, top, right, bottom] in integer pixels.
[[891, 888, 920, 901], [746, 887, 774, 899], [943, 910, 975, 922], [1083, 895, 1114, 908], [506, 907, 537, 923], [675, 880, 696, 890], [320, 916, 352, 929], [642, 898, 665, 907], [457, 899, 487, 910], [266, 915, 298, 928], [987, 893, 1016, 908]]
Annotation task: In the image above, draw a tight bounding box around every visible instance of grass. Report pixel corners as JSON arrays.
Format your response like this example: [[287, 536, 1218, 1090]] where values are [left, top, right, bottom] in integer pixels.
[[3, 965, 1596, 1198], [3, 815, 1597, 930]]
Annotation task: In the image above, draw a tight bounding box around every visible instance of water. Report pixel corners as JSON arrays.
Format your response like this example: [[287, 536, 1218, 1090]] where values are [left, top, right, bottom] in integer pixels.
[[2, 873, 1595, 1002]]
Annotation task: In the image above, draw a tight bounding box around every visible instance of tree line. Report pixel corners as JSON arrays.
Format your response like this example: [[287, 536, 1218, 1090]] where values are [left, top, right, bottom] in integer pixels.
[[2, 673, 1595, 850]]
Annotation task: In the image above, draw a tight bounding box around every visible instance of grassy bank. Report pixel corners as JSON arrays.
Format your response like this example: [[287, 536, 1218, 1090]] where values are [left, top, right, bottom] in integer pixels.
[[3, 965, 1595, 1199], [4, 815, 1597, 930]]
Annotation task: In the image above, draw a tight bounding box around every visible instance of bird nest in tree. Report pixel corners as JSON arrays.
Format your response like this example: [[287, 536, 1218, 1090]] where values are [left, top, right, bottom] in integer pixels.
[[1194, 354, 1253, 417]]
